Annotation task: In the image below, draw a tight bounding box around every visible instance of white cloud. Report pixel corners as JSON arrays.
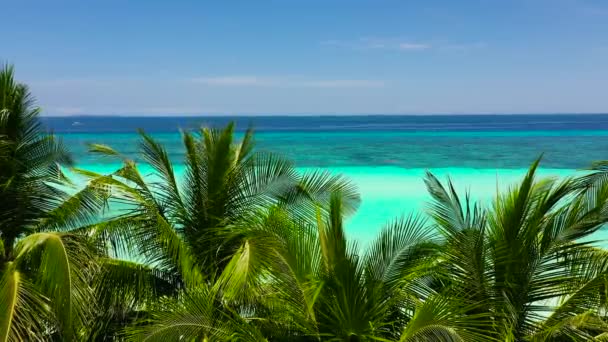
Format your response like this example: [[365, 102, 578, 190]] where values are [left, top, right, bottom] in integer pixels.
[[29, 79, 118, 87], [398, 43, 431, 51], [191, 76, 385, 88], [322, 37, 486, 53], [29, 75, 384, 89], [44, 106, 218, 116], [322, 37, 431, 51], [296, 79, 385, 88], [190, 76, 275, 86]]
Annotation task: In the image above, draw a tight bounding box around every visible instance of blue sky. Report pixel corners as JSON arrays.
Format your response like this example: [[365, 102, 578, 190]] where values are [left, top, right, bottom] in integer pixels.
[[3, 0, 608, 115]]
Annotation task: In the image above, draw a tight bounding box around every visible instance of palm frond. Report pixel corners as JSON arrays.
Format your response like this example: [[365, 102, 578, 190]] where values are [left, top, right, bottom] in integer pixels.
[[88, 143, 127, 160], [126, 286, 266, 342], [35, 181, 110, 232], [0, 262, 50, 342], [280, 170, 361, 222], [424, 171, 485, 235], [14, 232, 97, 339], [91, 212, 204, 288], [137, 130, 185, 215], [398, 294, 496, 342], [231, 151, 298, 215], [94, 258, 180, 308], [364, 214, 439, 294], [577, 160, 608, 189]]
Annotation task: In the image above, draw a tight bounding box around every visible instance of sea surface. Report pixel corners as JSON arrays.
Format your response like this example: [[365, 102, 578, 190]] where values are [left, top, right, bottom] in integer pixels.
[[43, 114, 608, 244]]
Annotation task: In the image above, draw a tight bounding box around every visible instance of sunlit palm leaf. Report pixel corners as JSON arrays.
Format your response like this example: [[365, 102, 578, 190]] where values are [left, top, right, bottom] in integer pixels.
[[0, 262, 49, 342], [364, 214, 439, 296], [398, 294, 496, 342], [14, 233, 97, 340]]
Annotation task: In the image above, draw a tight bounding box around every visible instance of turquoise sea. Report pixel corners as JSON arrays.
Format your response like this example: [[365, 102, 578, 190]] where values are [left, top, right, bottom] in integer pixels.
[[44, 115, 608, 244]]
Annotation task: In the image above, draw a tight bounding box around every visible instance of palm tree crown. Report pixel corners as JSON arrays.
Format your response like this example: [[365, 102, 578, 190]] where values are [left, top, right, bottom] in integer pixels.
[[425, 160, 608, 341], [0, 64, 104, 341]]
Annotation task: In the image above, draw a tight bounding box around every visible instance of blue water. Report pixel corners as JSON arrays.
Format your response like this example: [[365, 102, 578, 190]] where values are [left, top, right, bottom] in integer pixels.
[[42, 114, 608, 133], [44, 114, 608, 243], [44, 114, 608, 169]]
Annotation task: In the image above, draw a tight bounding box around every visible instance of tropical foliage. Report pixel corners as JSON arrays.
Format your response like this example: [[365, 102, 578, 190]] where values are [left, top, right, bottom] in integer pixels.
[[1, 63, 608, 341], [74, 120, 360, 340], [0, 64, 105, 341], [425, 162, 608, 341]]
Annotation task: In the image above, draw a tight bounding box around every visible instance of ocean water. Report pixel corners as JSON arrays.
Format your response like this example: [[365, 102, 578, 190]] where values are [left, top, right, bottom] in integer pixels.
[[44, 114, 608, 244]]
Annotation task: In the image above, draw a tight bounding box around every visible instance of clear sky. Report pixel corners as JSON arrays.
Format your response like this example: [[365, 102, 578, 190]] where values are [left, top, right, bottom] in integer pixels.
[[3, 0, 608, 115]]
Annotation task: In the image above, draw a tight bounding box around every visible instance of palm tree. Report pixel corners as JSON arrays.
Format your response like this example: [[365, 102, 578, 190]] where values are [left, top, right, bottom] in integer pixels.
[[0, 64, 105, 341], [76, 123, 360, 338], [78, 120, 608, 340], [130, 192, 495, 341], [424, 159, 608, 341]]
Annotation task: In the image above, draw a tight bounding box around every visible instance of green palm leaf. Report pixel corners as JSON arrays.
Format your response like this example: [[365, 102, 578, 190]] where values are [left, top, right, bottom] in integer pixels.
[[1, 64, 106, 341], [398, 294, 495, 341], [14, 232, 97, 340], [0, 262, 49, 342], [126, 286, 267, 342]]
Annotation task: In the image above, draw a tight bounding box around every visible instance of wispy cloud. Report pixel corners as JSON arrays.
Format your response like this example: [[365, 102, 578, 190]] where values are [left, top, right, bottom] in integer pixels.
[[191, 76, 385, 88], [190, 76, 274, 86], [321, 37, 431, 51], [29, 75, 385, 89], [398, 43, 431, 51], [29, 79, 118, 87], [45, 106, 218, 116], [583, 6, 608, 15], [577, 1, 608, 16], [440, 42, 487, 52], [322, 37, 486, 53], [28, 77, 153, 88]]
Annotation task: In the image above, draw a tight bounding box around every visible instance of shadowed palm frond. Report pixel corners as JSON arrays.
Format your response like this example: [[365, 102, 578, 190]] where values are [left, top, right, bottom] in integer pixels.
[[126, 285, 267, 342], [94, 258, 181, 308]]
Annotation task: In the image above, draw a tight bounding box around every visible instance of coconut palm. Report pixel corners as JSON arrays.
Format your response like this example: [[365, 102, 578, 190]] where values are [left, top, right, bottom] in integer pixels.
[[0, 64, 105, 341], [82, 122, 358, 280], [131, 192, 495, 341], [125, 282, 270, 341], [425, 159, 608, 341], [74, 123, 360, 339]]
